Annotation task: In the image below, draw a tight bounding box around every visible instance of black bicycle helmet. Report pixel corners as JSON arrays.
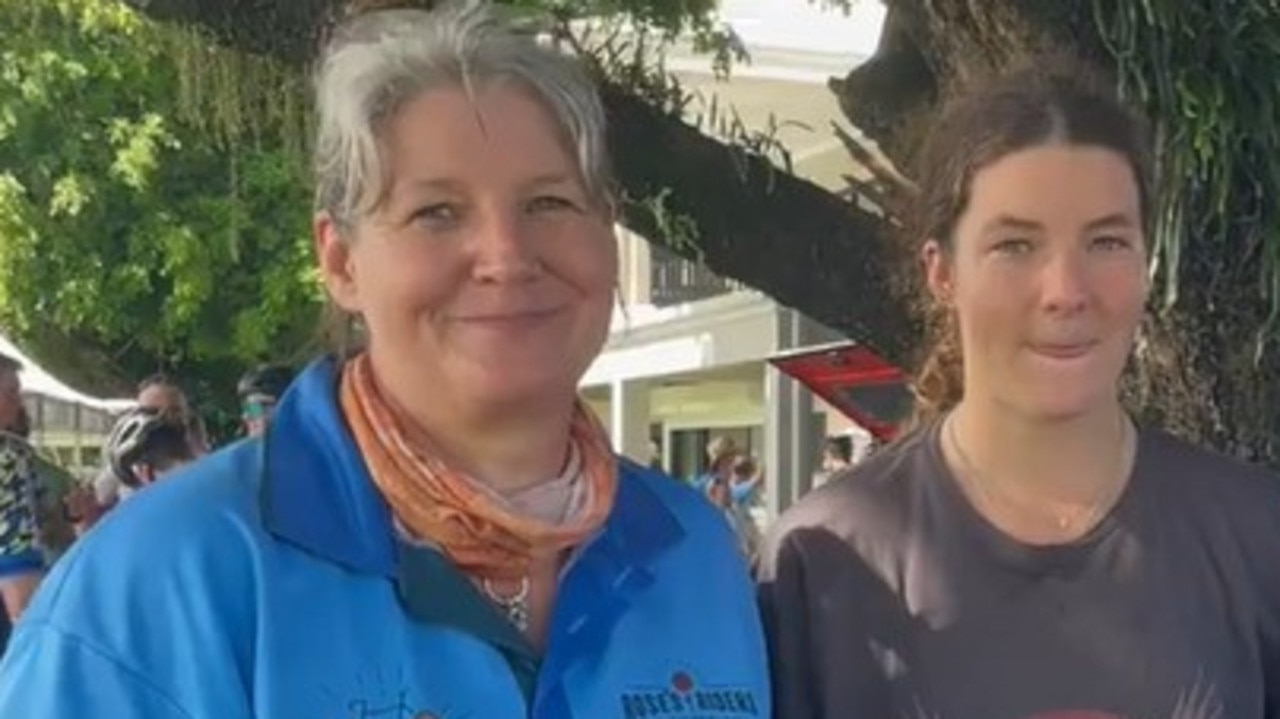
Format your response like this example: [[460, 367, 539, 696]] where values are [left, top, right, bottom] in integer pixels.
[[105, 407, 187, 488], [236, 364, 293, 400]]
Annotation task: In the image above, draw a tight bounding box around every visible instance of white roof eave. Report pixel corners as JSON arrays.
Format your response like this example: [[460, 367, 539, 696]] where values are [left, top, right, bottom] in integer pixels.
[[0, 333, 135, 413]]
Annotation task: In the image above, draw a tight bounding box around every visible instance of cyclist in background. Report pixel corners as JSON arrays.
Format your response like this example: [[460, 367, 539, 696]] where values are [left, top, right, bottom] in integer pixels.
[[236, 364, 293, 438], [67, 407, 196, 536]]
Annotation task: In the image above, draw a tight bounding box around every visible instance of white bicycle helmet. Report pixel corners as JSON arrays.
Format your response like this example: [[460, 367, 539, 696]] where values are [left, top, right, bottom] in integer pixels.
[[105, 407, 185, 488]]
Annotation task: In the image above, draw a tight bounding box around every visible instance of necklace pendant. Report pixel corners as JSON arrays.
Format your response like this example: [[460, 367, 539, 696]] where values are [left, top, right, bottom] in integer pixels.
[[481, 576, 531, 632], [506, 600, 530, 632]]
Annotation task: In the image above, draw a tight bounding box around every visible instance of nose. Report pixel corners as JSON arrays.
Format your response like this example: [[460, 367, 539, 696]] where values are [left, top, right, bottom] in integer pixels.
[[1039, 247, 1090, 314], [471, 207, 543, 284]]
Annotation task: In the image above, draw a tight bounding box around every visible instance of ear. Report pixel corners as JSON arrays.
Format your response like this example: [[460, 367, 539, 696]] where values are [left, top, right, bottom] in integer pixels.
[[131, 464, 153, 486], [314, 211, 361, 314], [921, 239, 953, 304]]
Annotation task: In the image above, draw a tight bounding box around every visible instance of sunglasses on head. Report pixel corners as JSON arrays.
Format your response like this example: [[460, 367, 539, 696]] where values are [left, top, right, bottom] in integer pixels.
[[241, 395, 277, 420]]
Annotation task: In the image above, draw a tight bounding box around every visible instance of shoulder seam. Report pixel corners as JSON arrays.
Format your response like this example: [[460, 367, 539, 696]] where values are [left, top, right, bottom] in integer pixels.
[[19, 619, 197, 719]]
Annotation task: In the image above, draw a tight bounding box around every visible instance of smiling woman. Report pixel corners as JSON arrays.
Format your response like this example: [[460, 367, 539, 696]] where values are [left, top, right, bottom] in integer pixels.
[[0, 3, 770, 718], [316, 83, 619, 445]]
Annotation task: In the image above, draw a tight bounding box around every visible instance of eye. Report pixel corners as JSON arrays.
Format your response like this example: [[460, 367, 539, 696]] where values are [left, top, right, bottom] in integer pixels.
[[1091, 234, 1133, 252], [527, 195, 579, 213], [991, 237, 1034, 256], [410, 202, 462, 228], [415, 203, 457, 220]]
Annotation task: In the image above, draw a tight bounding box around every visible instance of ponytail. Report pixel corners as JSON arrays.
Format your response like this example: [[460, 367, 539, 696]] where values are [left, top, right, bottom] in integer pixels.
[[908, 310, 964, 428]]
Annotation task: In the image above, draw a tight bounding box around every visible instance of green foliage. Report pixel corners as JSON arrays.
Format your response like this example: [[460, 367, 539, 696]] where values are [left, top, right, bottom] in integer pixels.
[[0, 0, 321, 415], [0, 0, 739, 425], [1094, 0, 1280, 353]]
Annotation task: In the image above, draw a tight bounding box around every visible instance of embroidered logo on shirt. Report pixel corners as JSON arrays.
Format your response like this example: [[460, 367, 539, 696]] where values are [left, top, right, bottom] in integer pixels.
[[337, 689, 464, 719], [619, 670, 761, 718]]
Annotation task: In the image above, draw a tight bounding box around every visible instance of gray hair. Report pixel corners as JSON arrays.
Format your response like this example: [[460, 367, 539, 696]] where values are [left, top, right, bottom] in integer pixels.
[[312, 0, 613, 230]]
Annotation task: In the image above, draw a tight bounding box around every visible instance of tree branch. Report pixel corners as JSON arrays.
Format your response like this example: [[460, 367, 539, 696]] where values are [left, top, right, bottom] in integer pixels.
[[601, 83, 916, 366]]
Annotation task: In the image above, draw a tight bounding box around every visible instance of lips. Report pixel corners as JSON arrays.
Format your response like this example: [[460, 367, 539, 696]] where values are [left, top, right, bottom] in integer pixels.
[[1029, 341, 1097, 359], [452, 306, 564, 324]]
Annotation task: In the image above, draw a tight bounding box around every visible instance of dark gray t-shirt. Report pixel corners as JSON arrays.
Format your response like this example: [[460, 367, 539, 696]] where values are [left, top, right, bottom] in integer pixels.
[[757, 423, 1280, 719]]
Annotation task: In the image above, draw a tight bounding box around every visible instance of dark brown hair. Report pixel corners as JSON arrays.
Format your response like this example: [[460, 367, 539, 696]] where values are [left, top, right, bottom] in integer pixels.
[[137, 372, 178, 394], [908, 60, 1154, 425], [0, 351, 21, 374]]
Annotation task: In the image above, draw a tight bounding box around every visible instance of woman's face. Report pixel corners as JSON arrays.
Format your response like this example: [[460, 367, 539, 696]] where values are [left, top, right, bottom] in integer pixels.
[[316, 82, 617, 417], [137, 383, 187, 415], [923, 145, 1149, 421]]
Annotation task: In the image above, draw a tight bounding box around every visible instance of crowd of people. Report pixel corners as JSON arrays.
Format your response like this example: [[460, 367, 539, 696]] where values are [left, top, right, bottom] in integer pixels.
[[0, 1, 1275, 717], [0, 357, 294, 651]]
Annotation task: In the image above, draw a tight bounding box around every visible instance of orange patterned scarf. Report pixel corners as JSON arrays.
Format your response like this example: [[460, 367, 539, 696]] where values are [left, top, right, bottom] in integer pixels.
[[338, 353, 618, 581]]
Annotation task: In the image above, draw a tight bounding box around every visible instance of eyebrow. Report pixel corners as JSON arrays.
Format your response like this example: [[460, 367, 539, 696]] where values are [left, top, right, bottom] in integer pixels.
[[397, 172, 580, 194], [520, 172, 582, 192], [981, 214, 1043, 234], [398, 177, 466, 195], [1083, 212, 1136, 231], [981, 212, 1137, 234]]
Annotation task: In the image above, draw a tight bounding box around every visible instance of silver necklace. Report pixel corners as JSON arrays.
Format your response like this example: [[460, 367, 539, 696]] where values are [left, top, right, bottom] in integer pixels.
[[481, 576, 530, 632], [945, 412, 1132, 532]]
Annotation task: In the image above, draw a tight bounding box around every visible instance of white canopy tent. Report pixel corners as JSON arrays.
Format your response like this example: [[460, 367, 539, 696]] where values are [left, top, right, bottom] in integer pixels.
[[0, 332, 134, 413]]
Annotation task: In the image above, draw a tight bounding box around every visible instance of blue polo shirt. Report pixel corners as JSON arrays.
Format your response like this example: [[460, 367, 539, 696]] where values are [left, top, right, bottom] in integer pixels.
[[0, 358, 770, 718]]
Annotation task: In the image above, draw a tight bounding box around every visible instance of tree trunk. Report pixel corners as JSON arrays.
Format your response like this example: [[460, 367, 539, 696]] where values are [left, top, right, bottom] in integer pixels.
[[600, 84, 916, 367]]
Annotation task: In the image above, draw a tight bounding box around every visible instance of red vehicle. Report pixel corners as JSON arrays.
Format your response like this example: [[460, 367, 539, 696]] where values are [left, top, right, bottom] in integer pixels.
[[768, 341, 911, 442]]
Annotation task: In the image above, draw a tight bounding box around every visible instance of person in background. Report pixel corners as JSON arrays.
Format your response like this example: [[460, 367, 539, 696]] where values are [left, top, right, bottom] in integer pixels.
[[62, 476, 111, 541], [647, 439, 665, 472], [820, 435, 852, 474], [757, 62, 1280, 718], [695, 436, 736, 488], [68, 407, 198, 537], [0, 353, 43, 631], [105, 407, 197, 491], [136, 373, 209, 453], [8, 406, 78, 566], [695, 435, 760, 509], [135, 373, 188, 415], [706, 454, 765, 560], [812, 434, 853, 489], [236, 364, 294, 437], [703, 435, 738, 475], [0, 4, 769, 716]]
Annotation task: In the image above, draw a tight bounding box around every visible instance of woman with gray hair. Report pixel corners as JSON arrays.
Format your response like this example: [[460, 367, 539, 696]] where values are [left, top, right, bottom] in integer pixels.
[[0, 2, 769, 716]]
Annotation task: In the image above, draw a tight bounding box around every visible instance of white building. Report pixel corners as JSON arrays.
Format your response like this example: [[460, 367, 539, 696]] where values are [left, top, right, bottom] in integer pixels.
[[580, 1, 895, 519]]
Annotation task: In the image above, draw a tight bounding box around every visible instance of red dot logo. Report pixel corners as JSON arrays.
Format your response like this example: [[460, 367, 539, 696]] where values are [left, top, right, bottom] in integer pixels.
[[671, 671, 695, 694]]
